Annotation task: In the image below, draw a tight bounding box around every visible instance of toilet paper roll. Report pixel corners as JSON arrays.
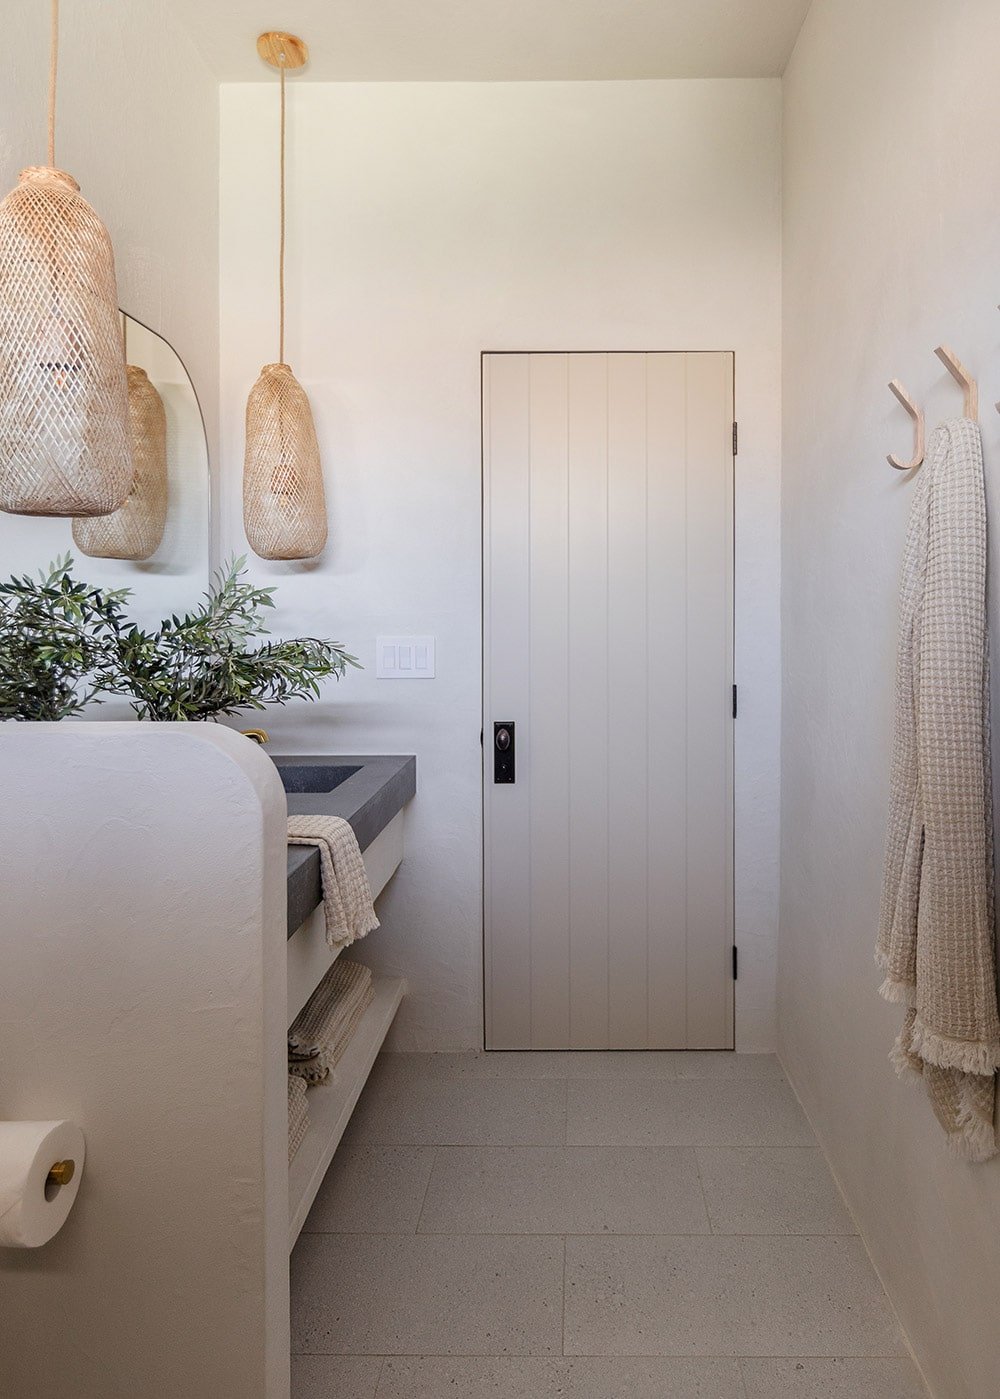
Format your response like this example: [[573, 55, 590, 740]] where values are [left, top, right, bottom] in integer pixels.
[[0, 1120, 85, 1248]]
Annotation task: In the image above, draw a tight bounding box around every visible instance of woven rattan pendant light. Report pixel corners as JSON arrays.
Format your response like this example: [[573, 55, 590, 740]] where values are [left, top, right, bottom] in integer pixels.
[[243, 31, 327, 561], [73, 318, 167, 559], [0, 0, 131, 518]]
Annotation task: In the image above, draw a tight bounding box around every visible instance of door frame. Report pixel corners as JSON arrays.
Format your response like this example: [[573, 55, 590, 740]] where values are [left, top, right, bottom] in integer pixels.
[[481, 350, 737, 1051]]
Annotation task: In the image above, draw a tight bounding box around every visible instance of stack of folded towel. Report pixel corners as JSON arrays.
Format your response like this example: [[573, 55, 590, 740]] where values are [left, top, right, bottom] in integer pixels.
[[289, 959, 375, 1085], [288, 1074, 309, 1163]]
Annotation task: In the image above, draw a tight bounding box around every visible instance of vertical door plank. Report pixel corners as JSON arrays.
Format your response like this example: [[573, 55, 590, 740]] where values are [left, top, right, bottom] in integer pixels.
[[645, 353, 690, 1047], [528, 354, 571, 1047], [567, 353, 611, 1048], [607, 353, 650, 1048], [684, 352, 735, 1048], [483, 354, 533, 1049]]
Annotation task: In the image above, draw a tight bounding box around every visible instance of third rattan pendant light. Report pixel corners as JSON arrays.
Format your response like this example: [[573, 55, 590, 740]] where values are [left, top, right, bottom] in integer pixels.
[[0, 0, 132, 517], [243, 31, 328, 561]]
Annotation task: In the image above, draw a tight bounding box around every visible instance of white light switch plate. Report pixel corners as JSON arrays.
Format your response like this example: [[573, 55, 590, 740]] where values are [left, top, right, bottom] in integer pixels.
[[376, 636, 436, 678]]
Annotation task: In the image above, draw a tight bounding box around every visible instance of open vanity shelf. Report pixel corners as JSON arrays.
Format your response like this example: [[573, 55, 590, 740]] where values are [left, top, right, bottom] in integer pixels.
[[288, 973, 405, 1249], [276, 754, 416, 1252]]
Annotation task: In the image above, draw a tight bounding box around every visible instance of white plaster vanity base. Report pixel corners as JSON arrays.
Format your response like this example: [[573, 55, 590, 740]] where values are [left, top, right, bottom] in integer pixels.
[[0, 724, 290, 1399]]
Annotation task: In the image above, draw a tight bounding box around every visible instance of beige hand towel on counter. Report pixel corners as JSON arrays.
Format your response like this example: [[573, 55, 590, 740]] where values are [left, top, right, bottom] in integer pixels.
[[288, 959, 375, 1085], [877, 418, 1000, 1162], [287, 814, 380, 951]]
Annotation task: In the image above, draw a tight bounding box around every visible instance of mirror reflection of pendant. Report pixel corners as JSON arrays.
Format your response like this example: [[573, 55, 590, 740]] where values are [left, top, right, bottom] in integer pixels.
[[72, 363, 167, 561]]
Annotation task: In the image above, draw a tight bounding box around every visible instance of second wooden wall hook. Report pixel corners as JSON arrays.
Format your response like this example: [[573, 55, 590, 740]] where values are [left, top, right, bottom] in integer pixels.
[[887, 379, 925, 471], [934, 345, 978, 420]]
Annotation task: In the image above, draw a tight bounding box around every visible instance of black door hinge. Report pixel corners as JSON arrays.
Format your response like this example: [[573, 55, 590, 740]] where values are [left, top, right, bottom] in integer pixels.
[[732, 422, 738, 456], [733, 946, 739, 980], [732, 684, 738, 719]]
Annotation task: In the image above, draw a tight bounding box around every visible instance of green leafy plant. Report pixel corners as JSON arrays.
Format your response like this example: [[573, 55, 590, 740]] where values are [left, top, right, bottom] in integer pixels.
[[0, 556, 131, 721], [0, 554, 359, 723], [107, 556, 359, 721]]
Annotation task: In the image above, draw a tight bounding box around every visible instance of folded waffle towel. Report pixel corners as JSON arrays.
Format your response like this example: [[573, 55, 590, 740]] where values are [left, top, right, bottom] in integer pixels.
[[287, 814, 380, 951], [288, 1074, 309, 1163], [289, 959, 375, 1085], [877, 418, 1000, 1162]]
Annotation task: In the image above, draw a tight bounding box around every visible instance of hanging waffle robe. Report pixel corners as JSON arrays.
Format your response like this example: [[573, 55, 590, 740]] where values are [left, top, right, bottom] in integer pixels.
[[877, 418, 1000, 1162]]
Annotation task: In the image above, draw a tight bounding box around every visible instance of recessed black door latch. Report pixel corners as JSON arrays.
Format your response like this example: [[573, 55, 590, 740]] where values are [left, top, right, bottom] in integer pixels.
[[494, 722, 515, 784]]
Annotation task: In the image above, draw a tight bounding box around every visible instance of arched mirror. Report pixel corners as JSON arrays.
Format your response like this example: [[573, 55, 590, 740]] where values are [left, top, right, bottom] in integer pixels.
[[0, 312, 210, 629]]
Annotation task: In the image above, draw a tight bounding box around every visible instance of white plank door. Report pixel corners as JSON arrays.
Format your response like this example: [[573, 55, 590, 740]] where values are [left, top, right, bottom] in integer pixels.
[[483, 352, 734, 1050]]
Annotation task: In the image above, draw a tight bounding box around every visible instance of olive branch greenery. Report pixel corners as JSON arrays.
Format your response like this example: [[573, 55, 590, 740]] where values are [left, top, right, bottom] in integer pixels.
[[0, 556, 130, 721], [0, 554, 359, 723]]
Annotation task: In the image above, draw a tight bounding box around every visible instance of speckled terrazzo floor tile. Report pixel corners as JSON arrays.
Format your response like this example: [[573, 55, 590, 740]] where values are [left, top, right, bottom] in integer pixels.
[[291, 1233, 563, 1356], [566, 1076, 813, 1146], [739, 1357, 928, 1398], [302, 1145, 436, 1234], [563, 1235, 908, 1357], [375, 1356, 745, 1398], [442, 1051, 683, 1077], [374, 1050, 683, 1078], [418, 1145, 708, 1235], [291, 1354, 383, 1398], [672, 1052, 786, 1079], [343, 1070, 566, 1146], [696, 1147, 856, 1234]]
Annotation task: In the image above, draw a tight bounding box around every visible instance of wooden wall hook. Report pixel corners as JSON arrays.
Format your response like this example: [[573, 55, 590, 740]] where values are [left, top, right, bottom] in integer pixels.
[[887, 379, 925, 471], [934, 345, 978, 420]]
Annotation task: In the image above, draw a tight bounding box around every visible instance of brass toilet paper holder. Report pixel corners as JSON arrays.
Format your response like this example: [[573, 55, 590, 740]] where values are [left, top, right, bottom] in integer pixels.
[[47, 1159, 75, 1187]]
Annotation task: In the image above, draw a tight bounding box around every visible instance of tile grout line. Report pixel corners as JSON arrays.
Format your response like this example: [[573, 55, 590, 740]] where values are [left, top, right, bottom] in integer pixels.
[[343, 1142, 823, 1152], [299, 1229, 860, 1238], [296, 1348, 921, 1360], [561, 1234, 568, 1358], [691, 1146, 714, 1235], [352, 1139, 815, 1149], [412, 1145, 438, 1236], [340, 1141, 820, 1153], [736, 1355, 752, 1399], [383, 1076, 785, 1083]]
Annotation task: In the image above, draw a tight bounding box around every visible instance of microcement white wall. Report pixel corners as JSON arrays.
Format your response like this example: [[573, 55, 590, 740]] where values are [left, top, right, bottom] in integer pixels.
[[219, 79, 783, 1051], [781, 2, 1000, 1394]]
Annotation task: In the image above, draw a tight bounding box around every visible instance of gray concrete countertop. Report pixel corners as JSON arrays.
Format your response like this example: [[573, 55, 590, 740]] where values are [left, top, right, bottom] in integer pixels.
[[272, 754, 416, 937]]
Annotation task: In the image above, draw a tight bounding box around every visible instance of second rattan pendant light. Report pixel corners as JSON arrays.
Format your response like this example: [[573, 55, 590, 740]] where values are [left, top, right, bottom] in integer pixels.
[[0, 0, 132, 518], [243, 31, 328, 561]]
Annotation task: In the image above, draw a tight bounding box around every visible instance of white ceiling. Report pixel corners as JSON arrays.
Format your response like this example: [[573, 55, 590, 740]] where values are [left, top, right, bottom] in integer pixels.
[[172, 0, 814, 82]]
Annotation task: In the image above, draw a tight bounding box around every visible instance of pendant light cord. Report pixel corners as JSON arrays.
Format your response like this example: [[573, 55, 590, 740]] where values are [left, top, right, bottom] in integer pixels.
[[278, 61, 286, 365], [48, 0, 59, 167]]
